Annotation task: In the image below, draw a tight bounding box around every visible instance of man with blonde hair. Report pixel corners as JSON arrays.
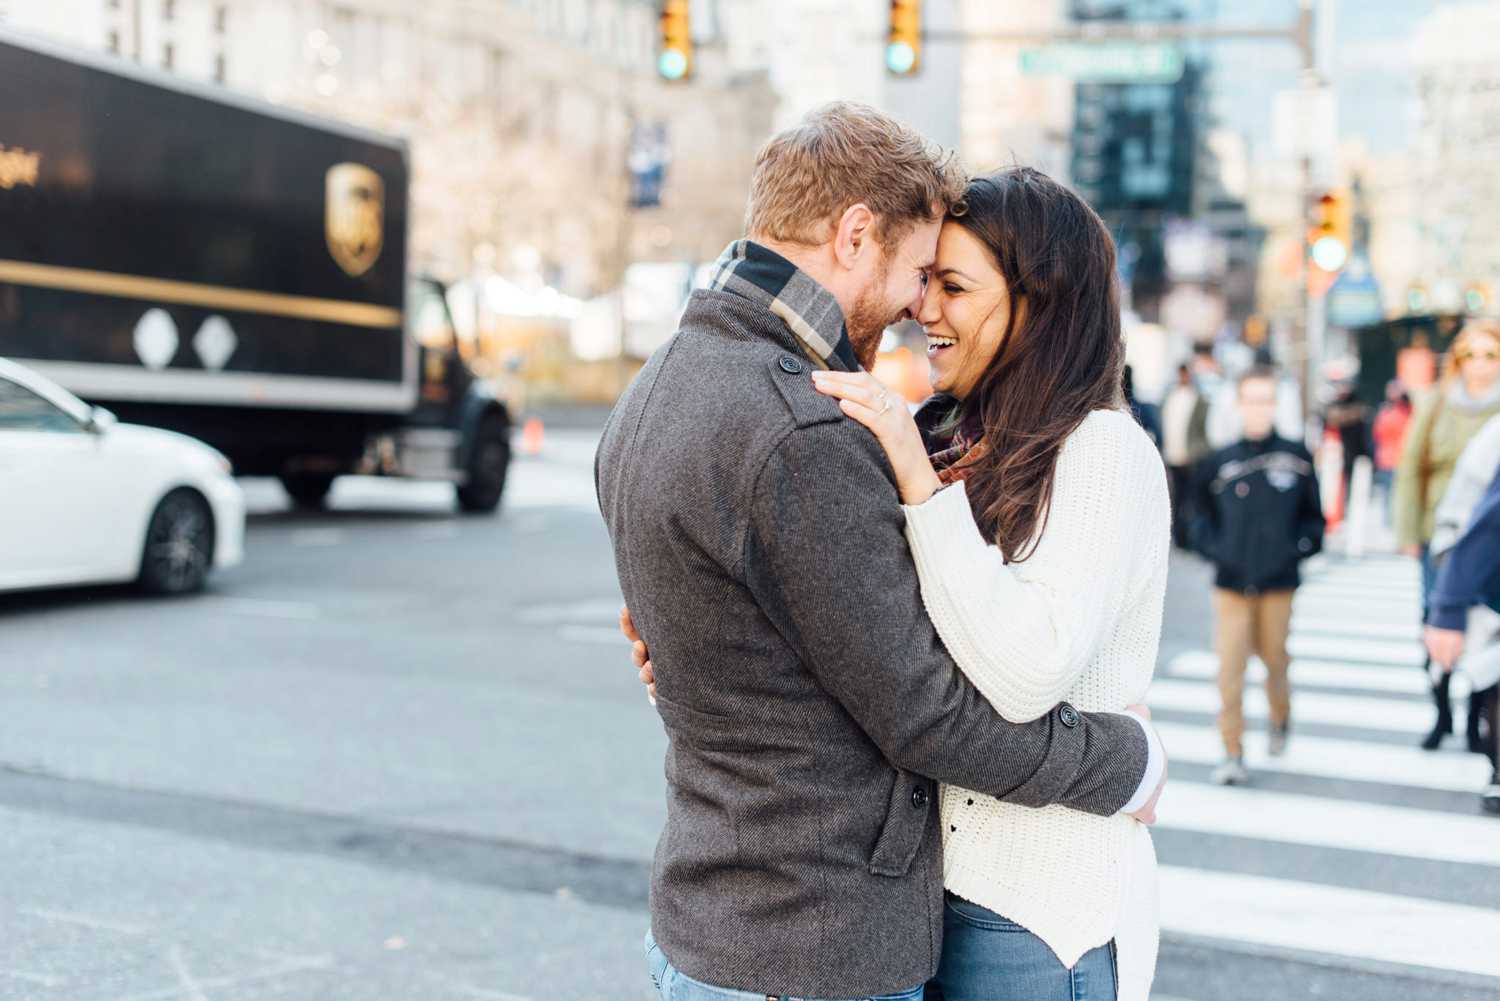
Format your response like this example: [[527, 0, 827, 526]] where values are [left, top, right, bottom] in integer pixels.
[[596, 103, 1165, 1001]]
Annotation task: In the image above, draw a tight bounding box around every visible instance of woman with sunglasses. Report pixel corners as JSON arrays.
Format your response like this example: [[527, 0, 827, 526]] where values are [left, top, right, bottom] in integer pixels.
[[1395, 318, 1500, 752]]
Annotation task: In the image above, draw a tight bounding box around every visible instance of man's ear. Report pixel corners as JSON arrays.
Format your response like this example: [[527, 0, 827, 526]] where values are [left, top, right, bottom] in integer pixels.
[[832, 203, 875, 272]]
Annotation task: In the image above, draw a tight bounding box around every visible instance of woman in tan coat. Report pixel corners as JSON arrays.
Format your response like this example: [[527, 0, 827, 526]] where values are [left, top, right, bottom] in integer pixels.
[[1395, 319, 1500, 750]]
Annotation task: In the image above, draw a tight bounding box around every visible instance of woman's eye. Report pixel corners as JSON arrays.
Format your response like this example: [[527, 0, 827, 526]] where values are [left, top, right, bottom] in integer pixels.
[[943, 283, 963, 295]]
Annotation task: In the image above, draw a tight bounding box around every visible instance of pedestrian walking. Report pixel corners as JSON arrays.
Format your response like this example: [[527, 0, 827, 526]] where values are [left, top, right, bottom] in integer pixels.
[[1190, 368, 1325, 785], [1371, 382, 1413, 525], [1394, 319, 1500, 751], [1424, 456, 1500, 814], [1424, 414, 1500, 789], [1161, 363, 1211, 548], [1325, 381, 1371, 511]]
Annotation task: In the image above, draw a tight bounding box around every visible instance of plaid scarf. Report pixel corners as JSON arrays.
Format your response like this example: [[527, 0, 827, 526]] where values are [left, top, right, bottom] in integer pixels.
[[708, 240, 861, 373], [916, 396, 987, 486], [933, 432, 988, 487]]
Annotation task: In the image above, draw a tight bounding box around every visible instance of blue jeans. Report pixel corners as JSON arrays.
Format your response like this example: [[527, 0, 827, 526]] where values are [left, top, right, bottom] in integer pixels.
[[645, 931, 923, 1001], [926, 895, 1117, 1001]]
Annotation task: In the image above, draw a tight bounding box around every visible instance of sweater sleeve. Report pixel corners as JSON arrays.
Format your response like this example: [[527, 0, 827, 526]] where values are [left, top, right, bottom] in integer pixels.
[[902, 411, 1166, 723]]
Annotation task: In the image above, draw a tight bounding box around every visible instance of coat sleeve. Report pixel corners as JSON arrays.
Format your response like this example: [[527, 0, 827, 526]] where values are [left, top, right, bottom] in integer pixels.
[[1296, 446, 1326, 559], [1395, 394, 1440, 549], [900, 413, 1167, 723], [1428, 469, 1500, 630], [1188, 450, 1222, 563], [742, 418, 1150, 816]]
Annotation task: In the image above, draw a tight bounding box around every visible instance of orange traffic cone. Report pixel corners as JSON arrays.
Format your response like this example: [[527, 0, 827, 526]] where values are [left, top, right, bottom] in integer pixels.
[[521, 417, 545, 456]]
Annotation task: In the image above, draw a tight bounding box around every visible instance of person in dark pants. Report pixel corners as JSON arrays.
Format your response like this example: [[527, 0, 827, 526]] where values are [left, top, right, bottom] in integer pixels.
[[1190, 368, 1325, 785], [1424, 465, 1500, 814], [1161, 363, 1211, 548]]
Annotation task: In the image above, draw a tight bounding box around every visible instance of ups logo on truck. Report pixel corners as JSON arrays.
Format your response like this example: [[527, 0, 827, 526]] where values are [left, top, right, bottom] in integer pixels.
[[325, 163, 384, 277], [0, 145, 41, 190]]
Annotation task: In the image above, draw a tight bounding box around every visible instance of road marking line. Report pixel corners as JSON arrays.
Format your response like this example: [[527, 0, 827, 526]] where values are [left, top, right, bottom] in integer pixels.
[[518, 599, 625, 624], [558, 625, 631, 646], [201, 597, 322, 621], [426, 974, 535, 1001], [1155, 720, 1492, 792], [290, 528, 344, 547], [1289, 617, 1422, 642], [1287, 634, 1422, 668], [1158, 782, 1500, 867], [167, 946, 209, 1001], [21, 907, 148, 934], [0, 968, 64, 987], [411, 522, 461, 539], [1158, 865, 1500, 979], [1147, 677, 1433, 733], [1165, 650, 1427, 695], [111, 955, 336, 1001]]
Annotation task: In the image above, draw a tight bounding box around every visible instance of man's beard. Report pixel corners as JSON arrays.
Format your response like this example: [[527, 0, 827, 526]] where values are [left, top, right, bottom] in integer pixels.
[[844, 263, 899, 370]]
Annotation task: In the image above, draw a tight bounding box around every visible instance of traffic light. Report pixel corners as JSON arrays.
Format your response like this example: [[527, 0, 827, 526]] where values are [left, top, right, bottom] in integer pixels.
[[1466, 283, 1493, 314], [1308, 190, 1351, 273], [887, 0, 921, 77], [658, 0, 692, 82]]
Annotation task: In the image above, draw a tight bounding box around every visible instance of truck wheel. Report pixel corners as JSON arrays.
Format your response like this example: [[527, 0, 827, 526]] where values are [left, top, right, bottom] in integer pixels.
[[281, 473, 336, 509], [457, 415, 510, 514], [139, 489, 214, 595]]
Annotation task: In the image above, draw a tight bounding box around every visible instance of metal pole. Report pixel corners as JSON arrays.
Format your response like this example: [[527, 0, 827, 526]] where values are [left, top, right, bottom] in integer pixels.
[[1296, 0, 1321, 437]]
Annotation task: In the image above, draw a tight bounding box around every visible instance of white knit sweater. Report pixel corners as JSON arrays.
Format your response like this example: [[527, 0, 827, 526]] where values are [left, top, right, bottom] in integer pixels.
[[902, 408, 1170, 1001]]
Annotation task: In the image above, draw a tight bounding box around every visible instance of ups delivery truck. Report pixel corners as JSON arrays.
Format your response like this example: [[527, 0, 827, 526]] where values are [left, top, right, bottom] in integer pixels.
[[0, 30, 512, 512]]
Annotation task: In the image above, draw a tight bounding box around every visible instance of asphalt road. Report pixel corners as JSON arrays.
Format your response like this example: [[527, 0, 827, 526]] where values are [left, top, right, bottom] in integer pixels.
[[1, 427, 1496, 1001]]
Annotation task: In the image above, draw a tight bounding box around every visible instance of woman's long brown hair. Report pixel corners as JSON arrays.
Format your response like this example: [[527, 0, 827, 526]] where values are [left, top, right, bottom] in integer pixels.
[[947, 168, 1125, 561]]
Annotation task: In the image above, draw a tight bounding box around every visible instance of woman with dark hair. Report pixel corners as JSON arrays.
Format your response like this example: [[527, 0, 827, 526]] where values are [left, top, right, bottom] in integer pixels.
[[812, 167, 1169, 1001]]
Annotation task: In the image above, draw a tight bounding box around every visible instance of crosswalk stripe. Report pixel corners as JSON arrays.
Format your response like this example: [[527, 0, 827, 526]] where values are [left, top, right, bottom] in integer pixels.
[[1289, 617, 1423, 642], [1154, 720, 1492, 792], [1165, 650, 1429, 696], [1157, 865, 1500, 979], [1285, 634, 1422, 668], [1156, 554, 1500, 984], [1156, 782, 1500, 867], [1147, 677, 1433, 734]]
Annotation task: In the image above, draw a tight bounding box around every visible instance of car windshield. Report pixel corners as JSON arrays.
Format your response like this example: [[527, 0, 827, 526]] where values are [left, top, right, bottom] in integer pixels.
[[0, 377, 83, 432]]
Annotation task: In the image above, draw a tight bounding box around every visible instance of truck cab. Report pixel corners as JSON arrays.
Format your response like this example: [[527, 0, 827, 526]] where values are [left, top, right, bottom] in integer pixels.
[[278, 275, 513, 513]]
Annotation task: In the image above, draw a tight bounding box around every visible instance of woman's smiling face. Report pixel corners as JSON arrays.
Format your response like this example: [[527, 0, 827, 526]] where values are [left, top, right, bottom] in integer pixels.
[[918, 221, 1019, 401]]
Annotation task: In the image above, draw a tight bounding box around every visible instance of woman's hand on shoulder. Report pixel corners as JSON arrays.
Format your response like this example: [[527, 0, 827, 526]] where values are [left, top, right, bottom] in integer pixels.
[[811, 369, 942, 506]]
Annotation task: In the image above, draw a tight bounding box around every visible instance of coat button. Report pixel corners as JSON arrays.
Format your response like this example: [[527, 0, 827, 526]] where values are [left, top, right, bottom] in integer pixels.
[[1058, 703, 1080, 728], [911, 785, 929, 809], [1235, 482, 1250, 498], [778, 355, 803, 374]]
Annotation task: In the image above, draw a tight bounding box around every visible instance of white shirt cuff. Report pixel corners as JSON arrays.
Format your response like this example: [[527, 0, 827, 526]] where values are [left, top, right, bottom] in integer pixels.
[[1118, 710, 1165, 815]]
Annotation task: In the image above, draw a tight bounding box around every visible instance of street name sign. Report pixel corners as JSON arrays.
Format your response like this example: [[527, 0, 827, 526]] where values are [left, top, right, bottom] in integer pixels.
[[1019, 43, 1184, 83]]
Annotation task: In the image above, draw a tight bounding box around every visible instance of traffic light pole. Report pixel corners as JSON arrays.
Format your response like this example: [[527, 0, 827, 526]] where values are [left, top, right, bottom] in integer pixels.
[[1293, 0, 1323, 436]]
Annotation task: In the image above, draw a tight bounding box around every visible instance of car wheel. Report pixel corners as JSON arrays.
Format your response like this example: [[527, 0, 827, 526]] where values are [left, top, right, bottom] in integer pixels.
[[456, 415, 510, 514], [280, 473, 336, 509], [139, 489, 214, 595]]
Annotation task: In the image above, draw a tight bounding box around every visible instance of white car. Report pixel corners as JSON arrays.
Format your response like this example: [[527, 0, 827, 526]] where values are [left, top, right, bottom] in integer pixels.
[[0, 358, 244, 595]]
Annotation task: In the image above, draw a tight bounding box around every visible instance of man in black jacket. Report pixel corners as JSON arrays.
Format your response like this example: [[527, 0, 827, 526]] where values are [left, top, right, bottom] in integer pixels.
[[1191, 368, 1325, 785]]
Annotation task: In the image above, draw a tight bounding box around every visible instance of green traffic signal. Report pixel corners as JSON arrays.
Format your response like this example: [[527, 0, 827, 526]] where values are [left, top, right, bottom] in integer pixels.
[[886, 41, 916, 75]]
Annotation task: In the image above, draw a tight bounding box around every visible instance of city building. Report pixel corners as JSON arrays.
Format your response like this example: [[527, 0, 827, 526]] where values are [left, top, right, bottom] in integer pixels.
[[1410, 0, 1500, 315], [0, 0, 776, 297]]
